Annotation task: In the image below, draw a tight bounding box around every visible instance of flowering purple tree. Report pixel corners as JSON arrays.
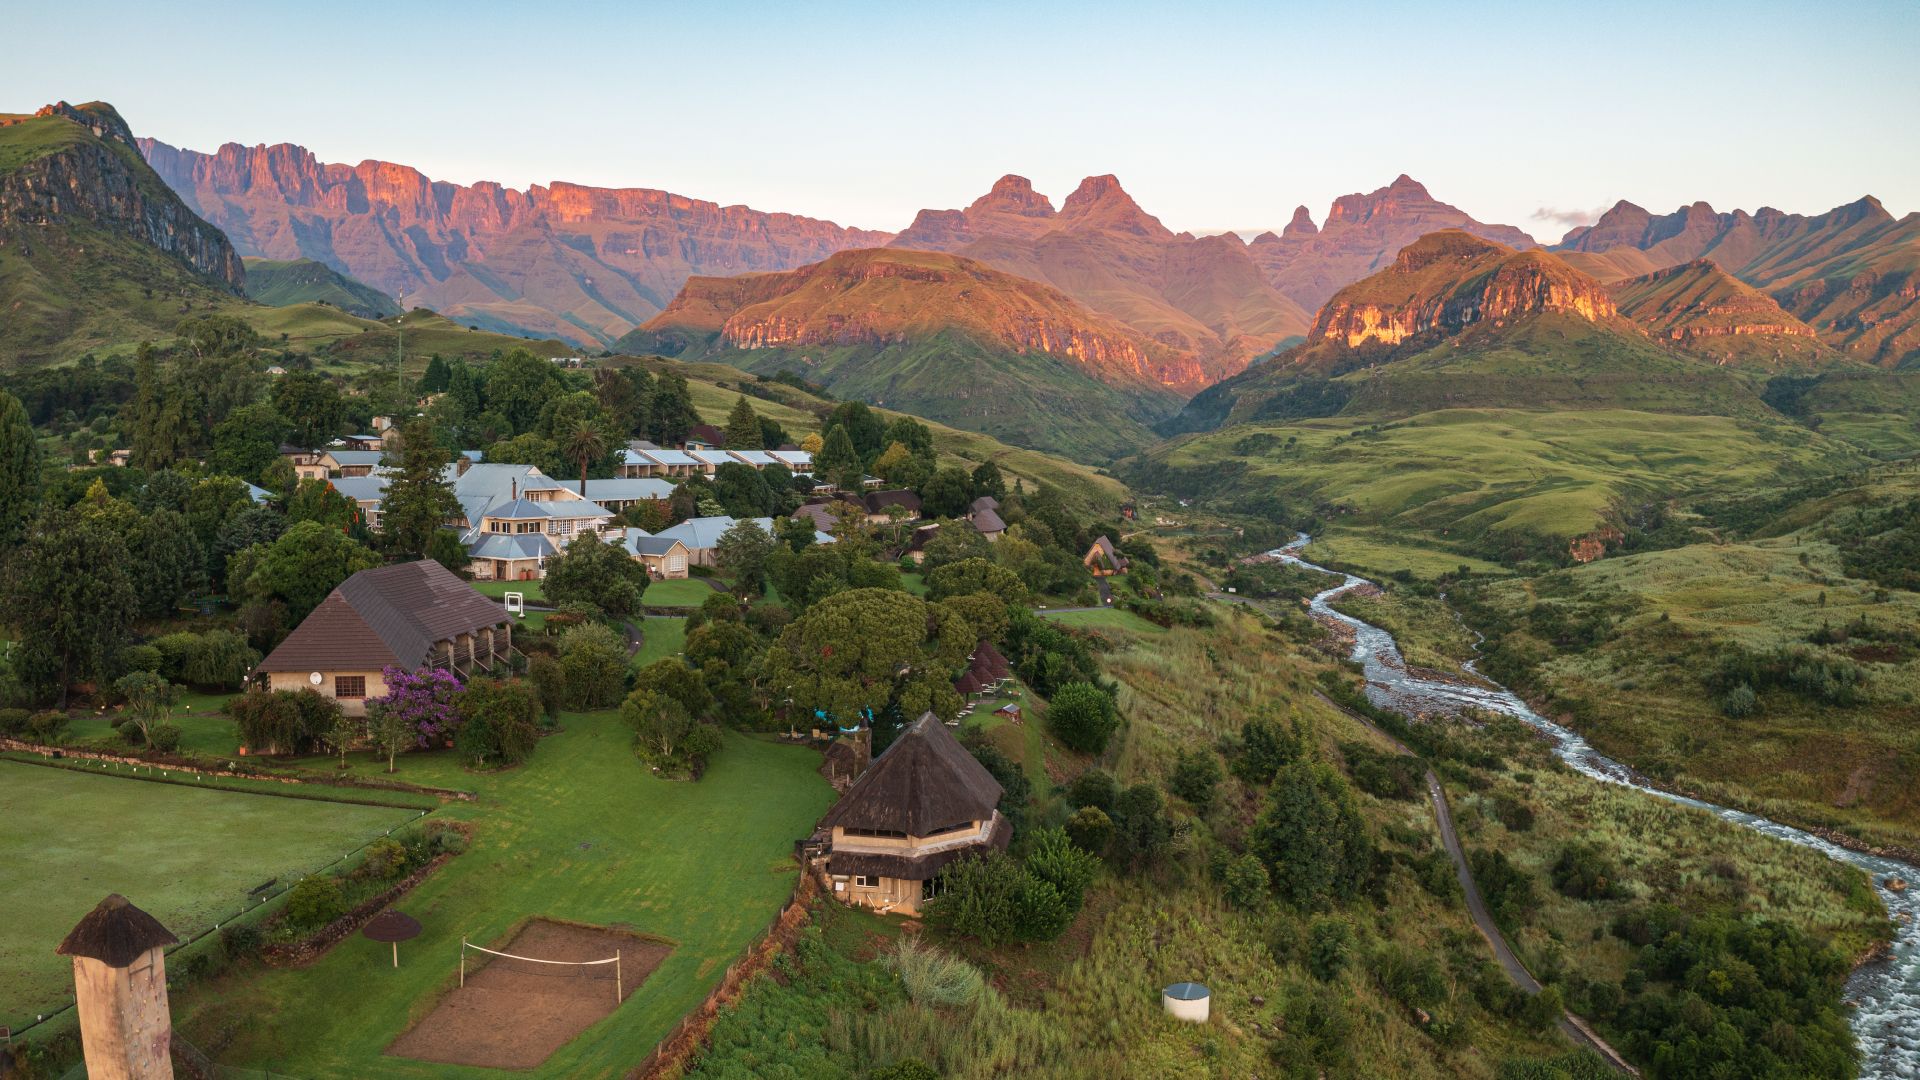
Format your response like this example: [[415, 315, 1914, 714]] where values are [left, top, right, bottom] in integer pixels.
[[370, 666, 465, 748]]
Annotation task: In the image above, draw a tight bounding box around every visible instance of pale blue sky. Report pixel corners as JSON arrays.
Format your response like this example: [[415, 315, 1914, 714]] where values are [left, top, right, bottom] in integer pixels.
[[7, 1, 1916, 238]]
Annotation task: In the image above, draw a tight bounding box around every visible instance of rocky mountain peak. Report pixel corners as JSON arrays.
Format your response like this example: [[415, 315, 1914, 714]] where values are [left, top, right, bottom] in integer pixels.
[[973, 173, 1055, 217], [1283, 205, 1318, 238], [1058, 174, 1170, 238], [35, 101, 137, 150]]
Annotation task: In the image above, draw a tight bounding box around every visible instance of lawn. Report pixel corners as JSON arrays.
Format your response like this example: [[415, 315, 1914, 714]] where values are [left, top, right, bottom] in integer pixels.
[[470, 579, 546, 604], [1037, 607, 1166, 635], [0, 761, 417, 1031], [63, 691, 241, 757], [630, 616, 688, 669], [174, 714, 836, 1078], [643, 578, 717, 608]]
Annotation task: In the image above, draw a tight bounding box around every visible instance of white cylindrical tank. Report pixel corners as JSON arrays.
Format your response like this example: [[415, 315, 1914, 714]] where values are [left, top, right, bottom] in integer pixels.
[[1162, 981, 1210, 1023]]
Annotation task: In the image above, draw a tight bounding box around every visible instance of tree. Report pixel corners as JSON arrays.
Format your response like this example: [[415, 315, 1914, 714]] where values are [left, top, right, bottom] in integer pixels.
[[558, 623, 628, 709], [1251, 760, 1373, 909], [631, 657, 715, 719], [882, 416, 934, 457], [237, 520, 383, 621], [824, 401, 885, 460], [925, 557, 1028, 605], [368, 701, 416, 773], [1064, 806, 1113, 855], [209, 402, 290, 481], [1232, 716, 1301, 784], [0, 390, 43, 546], [112, 670, 178, 748], [544, 532, 647, 616], [762, 589, 970, 728], [271, 370, 345, 448], [595, 366, 651, 437], [813, 426, 861, 488], [130, 509, 205, 618], [370, 666, 464, 749], [622, 688, 722, 776], [420, 354, 452, 394], [648, 371, 698, 445], [872, 441, 916, 482], [724, 396, 763, 450], [285, 478, 357, 530], [380, 417, 460, 557], [562, 419, 610, 497], [1046, 681, 1118, 753], [919, 466, 974, 519], [712, 462, 774, 517], [970, 460, 1006, 500], [716, 518, 777, 596], [1024, 826, 1100, 915], [453, 680, 542, 767], [6, 510, 138, 706], [486, 350, 564, 434], [1109, 783, 1172, 869], [485, 432, 565, 476]]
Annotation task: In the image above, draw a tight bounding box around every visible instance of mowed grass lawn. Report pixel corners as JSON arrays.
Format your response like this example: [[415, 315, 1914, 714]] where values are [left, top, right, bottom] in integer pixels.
[[0, 761, 415, 1030], [175, 711, 835, 1079], [643, 578, 717, 608], [630, 616, 687, 669]]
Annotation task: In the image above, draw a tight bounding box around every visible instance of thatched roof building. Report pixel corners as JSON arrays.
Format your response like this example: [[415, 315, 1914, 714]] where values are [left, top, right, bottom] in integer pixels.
[[57, 894, 177, 968]]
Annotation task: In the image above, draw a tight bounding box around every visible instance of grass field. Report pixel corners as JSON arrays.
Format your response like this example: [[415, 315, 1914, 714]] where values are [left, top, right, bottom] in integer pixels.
[[0, 762, 416, 1030], [173, 714, 834, 1078], [1037, 607, 1166, 635], [62, 691, 240, 756], [470, 580, 546, 604], [643, 578, 717, 608], [1145, 408, 1865, 565], [630, 616, 687, 669]]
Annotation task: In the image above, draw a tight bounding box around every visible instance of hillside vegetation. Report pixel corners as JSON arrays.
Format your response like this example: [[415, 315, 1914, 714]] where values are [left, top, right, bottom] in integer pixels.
[[242, 258, 401, 319]]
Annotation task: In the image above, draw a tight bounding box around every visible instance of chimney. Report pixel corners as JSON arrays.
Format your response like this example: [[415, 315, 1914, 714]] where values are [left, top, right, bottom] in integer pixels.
[[510, 477, 517, 500], [456, 455, 473, 477]]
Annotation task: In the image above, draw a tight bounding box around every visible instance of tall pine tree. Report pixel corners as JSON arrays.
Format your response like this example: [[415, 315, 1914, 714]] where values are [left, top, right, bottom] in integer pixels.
[[379, 416, 461, 558], [724, 395, 764, 449]]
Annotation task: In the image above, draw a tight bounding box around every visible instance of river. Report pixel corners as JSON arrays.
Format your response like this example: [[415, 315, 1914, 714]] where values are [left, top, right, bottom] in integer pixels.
[[1273, 536, 1919, 1078]]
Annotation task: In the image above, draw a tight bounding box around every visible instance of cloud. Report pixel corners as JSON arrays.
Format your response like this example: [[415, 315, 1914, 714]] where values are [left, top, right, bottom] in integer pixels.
[[1531, 205, 1609, 229]]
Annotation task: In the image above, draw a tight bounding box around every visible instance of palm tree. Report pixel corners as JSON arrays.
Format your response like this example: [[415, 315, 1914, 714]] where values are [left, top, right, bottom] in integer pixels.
[[563, 420, 609, 497]]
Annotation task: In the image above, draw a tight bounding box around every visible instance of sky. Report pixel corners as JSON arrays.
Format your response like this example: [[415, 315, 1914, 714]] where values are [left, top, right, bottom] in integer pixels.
[[7, 0, 1918, 239]]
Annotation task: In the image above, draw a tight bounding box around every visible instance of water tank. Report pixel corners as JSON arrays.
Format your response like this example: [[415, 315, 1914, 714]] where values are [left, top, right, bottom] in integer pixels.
[[1162, 981, 1210, 1023]]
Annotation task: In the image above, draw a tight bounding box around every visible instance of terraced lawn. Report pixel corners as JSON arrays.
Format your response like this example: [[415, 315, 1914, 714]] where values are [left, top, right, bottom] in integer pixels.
[[0, 761, 417, 1031], [643, 578, 718, 608]]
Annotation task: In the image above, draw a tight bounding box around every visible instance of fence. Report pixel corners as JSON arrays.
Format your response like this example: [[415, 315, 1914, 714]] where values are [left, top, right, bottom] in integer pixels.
[[626, 870, 821, 1079]]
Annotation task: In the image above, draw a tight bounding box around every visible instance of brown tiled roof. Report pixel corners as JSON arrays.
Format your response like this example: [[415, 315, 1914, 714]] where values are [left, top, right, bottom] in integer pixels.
[[57, 894, 177, 967], [827, 815, 1010, 880], [819, 712, 1002, 837], [258, 560, 504, 673], [791, 503, 840, 531]]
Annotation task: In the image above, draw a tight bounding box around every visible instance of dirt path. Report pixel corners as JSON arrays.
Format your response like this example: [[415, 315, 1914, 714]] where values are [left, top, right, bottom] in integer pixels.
[[1311, 690, 1639, 1075]]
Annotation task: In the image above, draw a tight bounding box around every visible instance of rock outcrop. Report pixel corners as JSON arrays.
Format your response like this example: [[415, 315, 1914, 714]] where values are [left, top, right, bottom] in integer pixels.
[[1609, 259, 1830, 366], [3, 103, 243, 290], [889, 173, 1309, 386], [1308, 231, 1611, 349], [136, 137, 890, 348], [1248, 175, 1535, 312]]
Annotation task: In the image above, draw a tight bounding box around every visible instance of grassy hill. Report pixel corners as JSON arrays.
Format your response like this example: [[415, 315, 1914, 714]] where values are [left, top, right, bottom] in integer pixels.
[[243, 258, 401, 319], [622, 249, 1186, 461]]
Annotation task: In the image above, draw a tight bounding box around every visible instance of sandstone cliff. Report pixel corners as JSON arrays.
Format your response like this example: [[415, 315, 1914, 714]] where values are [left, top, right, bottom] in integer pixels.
[[136, 137, 890, 348]]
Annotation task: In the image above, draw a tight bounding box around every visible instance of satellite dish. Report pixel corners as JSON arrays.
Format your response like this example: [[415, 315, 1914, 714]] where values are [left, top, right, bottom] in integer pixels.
[[309, 672, 323, 685]]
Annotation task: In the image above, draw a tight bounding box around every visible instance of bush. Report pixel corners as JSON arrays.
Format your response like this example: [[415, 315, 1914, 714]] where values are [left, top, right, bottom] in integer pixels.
[[453, 680, 543, 768], [283, 876, 346, 930], [1169, 748, 1224, 811], [219, 922, 263, 960], [528, 653, 566, 721], [1307, 917, 1354, 981], [359, 838, 408, 880], [1063, 805, 1113, 855], [1065, 768, 1117, 813], [1023, 827, 1099, 914], [25, 709, 69, 743], [1371, 943, 1446, 1011], [0, 706, 29, 735], [870, 1061, 940, 1080], [1222, 852, 1270, 911], [1550, 842, 1624, 900], [1718, 682, 1757, 718], [230, 689, 339, 754], [120, 643, 162, 675], [558, 623, 627, 710], [147, 722, 182, 753], [1469, 848, 1536, 930], [885, 937, 984, 1008], [1341, 740, 1423, 801], [1232, 716, 1302, 784], [1045, 681, 1118, 753]]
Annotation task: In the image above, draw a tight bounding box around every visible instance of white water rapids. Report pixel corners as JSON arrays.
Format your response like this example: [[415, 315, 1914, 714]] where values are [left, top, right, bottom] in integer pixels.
[[1273, 536, 1919, 1078]]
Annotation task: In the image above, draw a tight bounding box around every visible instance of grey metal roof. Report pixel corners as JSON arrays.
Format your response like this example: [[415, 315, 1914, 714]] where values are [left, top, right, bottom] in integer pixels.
[[258, 560, 505, 673], [582, 478, 676, 503], [324, 450, 386, 466], [329, 476, 392, 505], [467, 532, 558, 560], [484, 498, 556, 519], [621, 529, 688, 557]]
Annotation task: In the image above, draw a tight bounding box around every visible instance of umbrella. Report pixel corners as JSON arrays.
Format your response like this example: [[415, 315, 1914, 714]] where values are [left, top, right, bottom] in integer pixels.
[[362, 909, 423, 968]]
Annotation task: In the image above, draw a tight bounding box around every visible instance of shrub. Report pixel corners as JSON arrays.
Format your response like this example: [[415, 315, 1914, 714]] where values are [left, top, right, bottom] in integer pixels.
[[230, 689, 339, 754], [0, 706, 29, 735], [1223, 852, 1270, 911], [1252, 761, 1373, 908], [1169, 748, 1224, 811], [283, 876, 346, 930], [1550, 842, 1625, 900], [1232, 716, 1302, 784], [1308, 917, 1354, 981], [528, 653, 566, 720], [1718, 682, 1757, 718], [25, 709, 69, 743], [453, 680, 543, 768], [220, 922, 263, 960], [1469, 848, 1536, 929], [1024, 827, 1099, 914], [1045, 681, 1118, 753], [885, 938, 984, 1008], [558, 623, 627, 710], [1371, 943, 1446, 1011], [1109, 783, 1173, 870], [1065, 768, 1117, 814], [147, 722, 182, 753], [1340, 740, 1423, 801], [120, 643, 162, 675], [870, 1061, 940, 1080], [1064, 805, 1113, 855]]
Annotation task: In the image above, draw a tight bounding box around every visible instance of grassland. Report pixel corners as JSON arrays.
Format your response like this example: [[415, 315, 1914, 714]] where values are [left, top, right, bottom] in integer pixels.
[[642, 578, 717, 608], [1139, 408, 1865, 569], [0, 761, 415, 1030], [630, 615, 688, 668], [1037, 607, 1166, 635], [1462, 527, 1920, 852], [170, 714, 834, 1078], [242, 257, 401, 319]]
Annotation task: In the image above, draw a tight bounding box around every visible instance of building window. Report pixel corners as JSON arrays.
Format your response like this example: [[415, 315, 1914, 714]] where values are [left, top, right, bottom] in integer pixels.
[[853, 874, 878, 888], [844, 827, 908, 839], [551, 518, 575, 538], [334, 675, 367, 699]]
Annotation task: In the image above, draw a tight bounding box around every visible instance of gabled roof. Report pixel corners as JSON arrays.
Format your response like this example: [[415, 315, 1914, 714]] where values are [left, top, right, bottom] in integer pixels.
[[323, 450, 386, 467], [687, 449, 733, 468], [970, 506, 1006, 534], [621, 528, 689, 558], [57, 894, 177, 967], [820, 712, 1003, 836], [791, 503, 840, 531], [483, 498, 555, 519], [626, 447, 697, 467], [728, 449, 777, 467], [657, 515, 743, 550], [1086, 535, 1128, 571], [329, 476, 392, 505], [768, 450, 812, 468], [468, 532, 558, 560], [257, 560, 505, 673], [244, 482, 274, 505]]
